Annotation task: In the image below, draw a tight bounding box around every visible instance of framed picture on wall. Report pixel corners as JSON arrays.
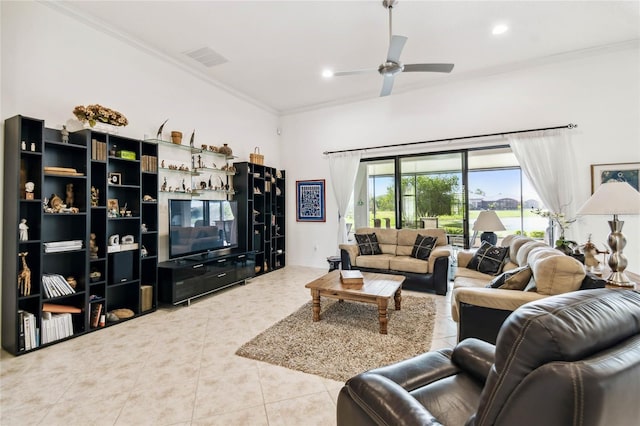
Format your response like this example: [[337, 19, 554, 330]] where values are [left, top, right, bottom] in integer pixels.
[[296, 179, 326, 222], [591, 162, 640, 193]]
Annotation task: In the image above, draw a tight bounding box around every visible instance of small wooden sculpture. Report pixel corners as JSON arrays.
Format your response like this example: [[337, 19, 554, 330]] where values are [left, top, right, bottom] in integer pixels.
[[65, 183, 74, 207], [91, 186, 99, 207], [89, 233, 99, 259], [17, 252, 31, 296]]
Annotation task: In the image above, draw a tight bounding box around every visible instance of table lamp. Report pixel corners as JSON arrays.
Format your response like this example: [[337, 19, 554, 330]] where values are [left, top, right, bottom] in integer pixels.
[[473, 210, 506, 245], [576, 181, 640, 287]]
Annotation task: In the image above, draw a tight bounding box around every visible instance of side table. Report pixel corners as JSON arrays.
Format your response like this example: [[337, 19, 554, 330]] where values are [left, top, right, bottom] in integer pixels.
[[327, 256, 341, 272]]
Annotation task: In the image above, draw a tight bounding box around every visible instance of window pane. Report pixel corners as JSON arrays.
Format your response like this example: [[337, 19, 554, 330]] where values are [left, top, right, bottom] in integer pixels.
[[400, 154, 463, 232], [354, 159, 396, 229]]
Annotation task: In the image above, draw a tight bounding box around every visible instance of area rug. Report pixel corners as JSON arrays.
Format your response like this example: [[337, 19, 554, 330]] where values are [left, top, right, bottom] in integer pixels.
[[235, 295, 436, 382]]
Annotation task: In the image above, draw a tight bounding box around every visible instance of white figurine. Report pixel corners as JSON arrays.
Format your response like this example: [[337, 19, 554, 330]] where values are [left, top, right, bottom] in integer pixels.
[[19, 219, 29, 241]]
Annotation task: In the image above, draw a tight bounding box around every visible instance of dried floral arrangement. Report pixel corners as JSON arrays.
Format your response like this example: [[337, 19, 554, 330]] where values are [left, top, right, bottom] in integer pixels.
[[73, 104, 128, 127]]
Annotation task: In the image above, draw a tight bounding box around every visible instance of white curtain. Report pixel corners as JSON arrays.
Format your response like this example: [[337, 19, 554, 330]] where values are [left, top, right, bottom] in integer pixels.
[[328, 151, 362, 245], [508, 129, 579, 243]]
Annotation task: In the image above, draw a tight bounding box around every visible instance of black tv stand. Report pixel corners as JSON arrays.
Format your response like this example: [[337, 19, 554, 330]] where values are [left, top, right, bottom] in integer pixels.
[[158, 251, 255, 305]]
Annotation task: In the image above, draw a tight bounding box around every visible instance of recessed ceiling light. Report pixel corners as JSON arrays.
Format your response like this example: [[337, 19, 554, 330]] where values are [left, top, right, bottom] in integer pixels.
[[322, 69, 334, 78], [492, 24, 509, 35]]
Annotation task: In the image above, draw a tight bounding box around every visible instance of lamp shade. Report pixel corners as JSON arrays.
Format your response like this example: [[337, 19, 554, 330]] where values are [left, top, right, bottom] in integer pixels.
[[472, 210, 506, 231], [576, 181, 640, 216]]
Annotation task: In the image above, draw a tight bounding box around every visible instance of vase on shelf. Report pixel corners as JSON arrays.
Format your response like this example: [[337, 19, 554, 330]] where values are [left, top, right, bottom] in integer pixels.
[[218, 143, 233, 156], [171, 131, 183, 145]]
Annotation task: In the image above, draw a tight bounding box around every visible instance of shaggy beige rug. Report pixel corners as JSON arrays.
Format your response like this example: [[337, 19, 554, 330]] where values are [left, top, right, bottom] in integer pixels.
[[236, 295, 436, 382]]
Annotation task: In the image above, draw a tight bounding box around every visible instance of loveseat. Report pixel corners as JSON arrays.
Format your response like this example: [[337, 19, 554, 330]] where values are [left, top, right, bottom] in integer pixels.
[[452, 234, 603, 343], [337, 289, 640, 426], [339, 227, 450, 295]]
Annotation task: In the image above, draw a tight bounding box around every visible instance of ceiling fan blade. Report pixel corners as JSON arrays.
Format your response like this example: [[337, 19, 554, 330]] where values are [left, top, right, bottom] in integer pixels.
[[403, 63, 455, 73], [380, 75, 395, 97], [386, 35, 407, 63], [333, 68, 378, 77]]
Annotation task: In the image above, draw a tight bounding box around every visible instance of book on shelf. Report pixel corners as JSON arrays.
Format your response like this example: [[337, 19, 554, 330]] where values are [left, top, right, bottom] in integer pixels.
[[90, 303, 103, 328], [43, 303, 82, 314], [340, 269, 364, 285], [18, 310, 37, 351], [41, 312, 73, 345], [91, 140, 107, 161], [43, 240, 83, 253], [42, 274, 76, 298]]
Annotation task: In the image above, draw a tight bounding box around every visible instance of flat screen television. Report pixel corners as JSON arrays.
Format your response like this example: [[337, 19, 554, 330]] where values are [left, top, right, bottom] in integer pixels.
[[169, 199, 239, 259]]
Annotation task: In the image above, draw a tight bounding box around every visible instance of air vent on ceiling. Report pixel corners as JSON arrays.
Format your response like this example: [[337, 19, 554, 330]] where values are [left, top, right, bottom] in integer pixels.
[[184, 47, 228, 68]]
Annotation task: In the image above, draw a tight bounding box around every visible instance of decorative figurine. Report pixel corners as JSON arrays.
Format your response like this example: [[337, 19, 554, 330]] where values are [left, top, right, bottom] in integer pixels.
[[19, 219, 29, 241], [89, 233, 99, 259], [61, 125, 69, 143], [161, 159, 165, 168], [65, 183, 74, 207], [190, 130, 195, 148], [17, 252, 31, 297], [108, 234, 120, 246], [141, 223, 148, 233], [91, 186, 99, 207], [49, 193, 64, 212], [25, 181, 35, 200], [583, 234, 607, 273], [66, 276, 77, 289], [181, 179, 186, 192], [141, 245, 148, 257], [156, 119, 168, 139], [161, 177, 167, 192], [198, 155, 202, 169]]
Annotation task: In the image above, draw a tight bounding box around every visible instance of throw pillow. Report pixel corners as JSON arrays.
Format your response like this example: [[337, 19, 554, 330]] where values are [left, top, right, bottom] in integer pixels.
[[579, 272, 607, 290], [411, 234, 437, 260], [468, 241, 509, 276], [354, 233, 382, 256], [486, 265, 532, 290]]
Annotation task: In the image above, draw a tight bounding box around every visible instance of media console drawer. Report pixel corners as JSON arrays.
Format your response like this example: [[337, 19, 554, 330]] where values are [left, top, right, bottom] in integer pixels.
[[158, 252, 255, 305]]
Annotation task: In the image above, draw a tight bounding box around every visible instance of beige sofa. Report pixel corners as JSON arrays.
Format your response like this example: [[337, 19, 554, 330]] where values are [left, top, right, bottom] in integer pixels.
[[339, 227, 451, 295], [452, 235, 596, 343]]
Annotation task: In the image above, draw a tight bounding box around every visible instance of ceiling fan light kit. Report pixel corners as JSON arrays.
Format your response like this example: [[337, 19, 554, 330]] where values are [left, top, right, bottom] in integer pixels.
[[332, 0, 454, 97]]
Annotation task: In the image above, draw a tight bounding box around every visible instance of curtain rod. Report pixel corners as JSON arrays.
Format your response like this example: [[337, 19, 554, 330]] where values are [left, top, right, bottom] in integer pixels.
[[323, 123, 578, 155]]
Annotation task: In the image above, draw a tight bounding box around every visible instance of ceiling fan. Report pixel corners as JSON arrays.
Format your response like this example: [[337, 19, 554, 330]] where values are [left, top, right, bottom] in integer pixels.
[[332, 0, 454, 97]]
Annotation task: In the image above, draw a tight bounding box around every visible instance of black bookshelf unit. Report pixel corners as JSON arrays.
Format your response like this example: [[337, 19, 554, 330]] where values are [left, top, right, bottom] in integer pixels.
[[2, 115, 158, 355], [233, 162, 285, 276], [158, 251, 255, 305]]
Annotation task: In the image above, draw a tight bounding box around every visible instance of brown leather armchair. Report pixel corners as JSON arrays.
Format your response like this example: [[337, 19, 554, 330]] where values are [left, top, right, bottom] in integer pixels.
[[337, 289, 640, 426]]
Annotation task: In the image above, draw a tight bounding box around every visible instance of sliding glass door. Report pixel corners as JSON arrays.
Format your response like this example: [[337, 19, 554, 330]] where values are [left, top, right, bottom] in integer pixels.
[[351, 147, 545, 249], [399, 153, 465, 239]]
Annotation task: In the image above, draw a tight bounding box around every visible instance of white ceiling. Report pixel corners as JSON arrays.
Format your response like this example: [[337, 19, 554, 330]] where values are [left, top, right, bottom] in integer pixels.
[[58, 1, 639, 115]]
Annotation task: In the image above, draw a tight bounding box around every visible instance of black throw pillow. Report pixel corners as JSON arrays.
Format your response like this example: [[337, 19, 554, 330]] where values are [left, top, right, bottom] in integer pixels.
[[486, 265, 532, 290], [579, 272, 607, 290], [411, 235, 437, 260], [354, 233, 382, 256], [468, 241, 509, 275]]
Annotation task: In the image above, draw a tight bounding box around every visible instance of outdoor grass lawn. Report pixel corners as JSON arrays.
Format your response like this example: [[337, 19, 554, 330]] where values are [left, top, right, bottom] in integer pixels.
[[348, 209, 546, 236]]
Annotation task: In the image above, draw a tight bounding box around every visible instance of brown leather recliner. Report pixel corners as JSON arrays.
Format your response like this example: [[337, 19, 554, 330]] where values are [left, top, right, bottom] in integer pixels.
[[337, 289, 640, 426]]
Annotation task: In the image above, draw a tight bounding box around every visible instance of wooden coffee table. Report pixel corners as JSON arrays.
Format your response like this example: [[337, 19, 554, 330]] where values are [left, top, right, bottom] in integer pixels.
[[304, 270, 405, 334]]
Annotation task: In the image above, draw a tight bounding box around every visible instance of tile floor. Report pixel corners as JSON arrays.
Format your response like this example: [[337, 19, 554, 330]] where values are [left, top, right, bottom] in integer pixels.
[[0, 266, 458, 425]]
